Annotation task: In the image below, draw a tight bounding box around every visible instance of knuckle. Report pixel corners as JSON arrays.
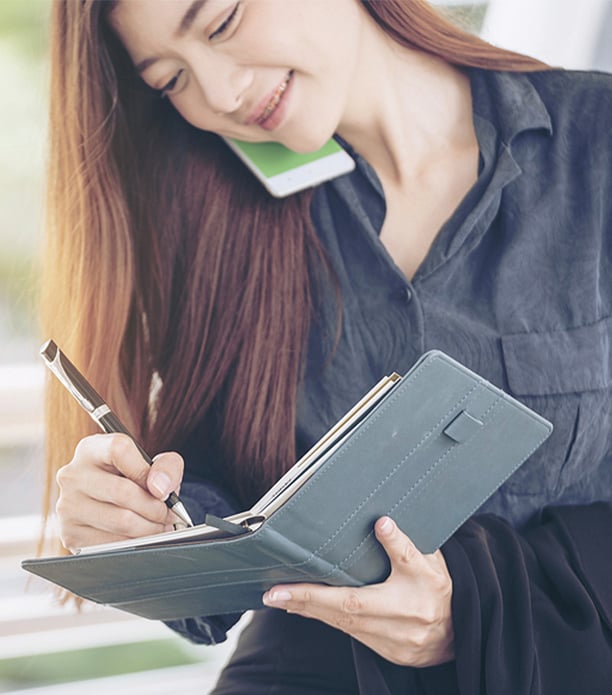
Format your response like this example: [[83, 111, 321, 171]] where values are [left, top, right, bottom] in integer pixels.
[[397, 540, 418, 566], [108, 433, 134, 463], [342, 591, 363, 614], [429, 570, 451, 597], [59, 530, 76, 553], [418, 603, 439, 626], [55, 492, 77, 523], [287, 600, 306, 614], [72, 436, 91, 461], [54, 496, 67, 521], [151, 501, 169, 524], [335, 613, 357, 631], [410, 625, 430, 650], [115, 508, 137, 536], [55, 464, 70, 488], [106, 475, 128, 505], [290, 601, 308, 615], [73, 433, 103, 463], [54, 509, 78, 551], [54, 495, 66, 515], [58, 525, 81, 552]]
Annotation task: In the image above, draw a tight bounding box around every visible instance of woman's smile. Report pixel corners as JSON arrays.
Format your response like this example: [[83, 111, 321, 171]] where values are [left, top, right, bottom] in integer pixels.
[[247, 70, 295, 131], [110, 0, 364, 152]]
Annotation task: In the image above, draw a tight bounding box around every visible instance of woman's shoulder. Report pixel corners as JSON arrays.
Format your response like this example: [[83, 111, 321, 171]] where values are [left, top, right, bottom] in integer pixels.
[[525, 68, 612, 133], [527, 67, 612, 90]]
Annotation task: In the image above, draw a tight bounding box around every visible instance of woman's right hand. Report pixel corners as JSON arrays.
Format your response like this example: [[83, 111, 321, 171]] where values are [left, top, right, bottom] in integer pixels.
[[55, 433, 185, 553]]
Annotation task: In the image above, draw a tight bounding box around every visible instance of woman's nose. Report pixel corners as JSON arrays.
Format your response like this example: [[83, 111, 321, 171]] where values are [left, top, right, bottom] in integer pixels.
[[193, 55, 252, 115]]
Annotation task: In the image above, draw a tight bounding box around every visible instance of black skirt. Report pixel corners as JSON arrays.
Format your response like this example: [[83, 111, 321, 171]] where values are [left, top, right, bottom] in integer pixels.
[[210, 608, 459, 695]]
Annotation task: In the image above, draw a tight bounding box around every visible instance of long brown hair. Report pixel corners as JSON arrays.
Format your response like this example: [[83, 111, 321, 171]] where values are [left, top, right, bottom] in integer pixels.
[[41, 0, 549, 541]]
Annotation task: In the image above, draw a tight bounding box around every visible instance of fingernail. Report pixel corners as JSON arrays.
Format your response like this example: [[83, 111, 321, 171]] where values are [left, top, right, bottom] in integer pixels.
[[150, 472, 172, 499], [378, 517, 393, 535], [263, 590, 292, 605]]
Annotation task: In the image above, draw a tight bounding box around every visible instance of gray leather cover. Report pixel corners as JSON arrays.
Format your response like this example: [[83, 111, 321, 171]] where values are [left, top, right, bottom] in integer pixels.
[[22, 351, 552, 620]]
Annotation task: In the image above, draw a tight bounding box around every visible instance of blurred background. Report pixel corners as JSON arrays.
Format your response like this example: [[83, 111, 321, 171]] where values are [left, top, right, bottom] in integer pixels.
[[0, 1, 611, 692]]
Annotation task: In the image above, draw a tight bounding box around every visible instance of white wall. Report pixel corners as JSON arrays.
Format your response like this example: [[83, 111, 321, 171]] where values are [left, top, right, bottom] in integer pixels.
[[481, 0, 612, 69]]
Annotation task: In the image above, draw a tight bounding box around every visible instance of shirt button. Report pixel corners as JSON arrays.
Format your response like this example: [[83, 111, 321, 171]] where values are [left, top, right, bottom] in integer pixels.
[[398, 286, 413, 304]]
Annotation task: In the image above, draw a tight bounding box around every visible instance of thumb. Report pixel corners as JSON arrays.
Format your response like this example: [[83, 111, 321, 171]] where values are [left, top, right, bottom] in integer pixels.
[[374, 516, 421, 574], [147, 452, 185, 501]]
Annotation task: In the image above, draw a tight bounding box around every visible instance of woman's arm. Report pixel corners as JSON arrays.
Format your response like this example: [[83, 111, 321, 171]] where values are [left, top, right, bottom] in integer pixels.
[[262, 498, 612, 692]]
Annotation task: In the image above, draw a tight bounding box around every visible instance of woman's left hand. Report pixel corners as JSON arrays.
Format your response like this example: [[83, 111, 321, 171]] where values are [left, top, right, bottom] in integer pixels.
[[262, 516, 454, 667]]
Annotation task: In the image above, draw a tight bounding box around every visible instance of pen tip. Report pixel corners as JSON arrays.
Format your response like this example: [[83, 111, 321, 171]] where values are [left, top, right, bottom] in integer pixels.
[[171, 501, 195, 528]]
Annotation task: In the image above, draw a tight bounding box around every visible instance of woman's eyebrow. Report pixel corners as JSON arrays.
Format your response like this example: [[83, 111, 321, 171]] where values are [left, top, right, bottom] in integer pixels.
[[135, 0, 209, 74], [175, 0, 209, 38]]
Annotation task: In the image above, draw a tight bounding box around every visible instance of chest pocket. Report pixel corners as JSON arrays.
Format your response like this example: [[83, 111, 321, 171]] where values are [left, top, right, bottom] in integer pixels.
[[499, 316, 611, 496]]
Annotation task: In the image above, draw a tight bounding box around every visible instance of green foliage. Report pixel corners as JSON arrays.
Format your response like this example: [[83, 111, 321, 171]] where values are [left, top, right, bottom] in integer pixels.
[[0, 254, 38, 334], [0, 639, 205, 689], [0, 254, 37, 299], [0, 0, 50, 60], [443, 4, 488, 34]]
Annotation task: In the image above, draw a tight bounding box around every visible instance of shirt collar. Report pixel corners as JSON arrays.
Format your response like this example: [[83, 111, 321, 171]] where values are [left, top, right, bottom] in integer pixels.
[[321, 68, 556, 280], [468, 67, 553, 146]]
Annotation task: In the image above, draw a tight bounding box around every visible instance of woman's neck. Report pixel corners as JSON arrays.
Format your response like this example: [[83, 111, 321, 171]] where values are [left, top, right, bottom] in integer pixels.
[[336, 23, 476, 187]]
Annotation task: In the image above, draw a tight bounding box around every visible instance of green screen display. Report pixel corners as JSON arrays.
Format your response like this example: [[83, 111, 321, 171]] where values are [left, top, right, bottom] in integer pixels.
[[227, 138, 342, 177]]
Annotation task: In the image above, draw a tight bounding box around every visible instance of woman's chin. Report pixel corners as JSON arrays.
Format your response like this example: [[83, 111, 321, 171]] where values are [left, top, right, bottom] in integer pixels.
[[278, 128, 339, 154]]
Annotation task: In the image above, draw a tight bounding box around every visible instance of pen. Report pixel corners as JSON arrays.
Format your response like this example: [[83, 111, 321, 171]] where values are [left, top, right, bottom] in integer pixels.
[[39, 339, 194, 528]]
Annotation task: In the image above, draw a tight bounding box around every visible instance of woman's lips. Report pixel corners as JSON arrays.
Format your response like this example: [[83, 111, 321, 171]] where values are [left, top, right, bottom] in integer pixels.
[[246, 71, 294, 130]]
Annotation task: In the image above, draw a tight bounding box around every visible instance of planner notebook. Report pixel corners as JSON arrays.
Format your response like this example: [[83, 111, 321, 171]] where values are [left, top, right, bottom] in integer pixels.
[[22, 350, 552, 620]]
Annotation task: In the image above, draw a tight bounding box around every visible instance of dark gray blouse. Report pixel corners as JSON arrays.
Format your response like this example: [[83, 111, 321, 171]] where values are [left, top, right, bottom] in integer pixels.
[[172, 67, 612, 648], [297, 67, 612, 529], [181, 68, 612, 529]]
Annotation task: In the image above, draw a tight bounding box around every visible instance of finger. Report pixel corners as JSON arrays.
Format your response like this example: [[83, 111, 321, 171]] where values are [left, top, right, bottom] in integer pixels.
[[77, 433, 152, 489], [374, 516, 426, 576], [147, 452, 185, 501], [57, 498, 172, 551], [92, 499, 171, 538], [59, 525, 135, 554], [80, 468, 172, 524], [263, 583, 374, 631], [57, 455, 171, 525], [262, 583, 408, 643]]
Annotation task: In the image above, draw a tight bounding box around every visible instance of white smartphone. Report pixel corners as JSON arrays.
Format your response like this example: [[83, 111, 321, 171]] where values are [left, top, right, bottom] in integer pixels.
[[222, 136, 355, 197]]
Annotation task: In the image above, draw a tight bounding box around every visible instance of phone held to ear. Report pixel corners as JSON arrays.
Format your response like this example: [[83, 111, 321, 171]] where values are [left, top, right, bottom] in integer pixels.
[[222, 136, 355, 197]]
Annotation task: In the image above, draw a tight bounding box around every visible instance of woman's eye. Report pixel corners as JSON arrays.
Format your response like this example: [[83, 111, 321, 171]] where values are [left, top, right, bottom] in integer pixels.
[[209, 2, 240, 39], [159, 70, 185, 98]]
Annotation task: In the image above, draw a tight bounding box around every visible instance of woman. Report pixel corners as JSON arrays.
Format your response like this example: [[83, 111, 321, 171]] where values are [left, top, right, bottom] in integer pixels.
[[42, 0, 612, 692]]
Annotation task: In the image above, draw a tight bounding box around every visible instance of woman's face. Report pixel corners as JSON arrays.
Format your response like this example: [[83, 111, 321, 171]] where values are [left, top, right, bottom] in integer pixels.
[[110, 0, 365, 153]]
